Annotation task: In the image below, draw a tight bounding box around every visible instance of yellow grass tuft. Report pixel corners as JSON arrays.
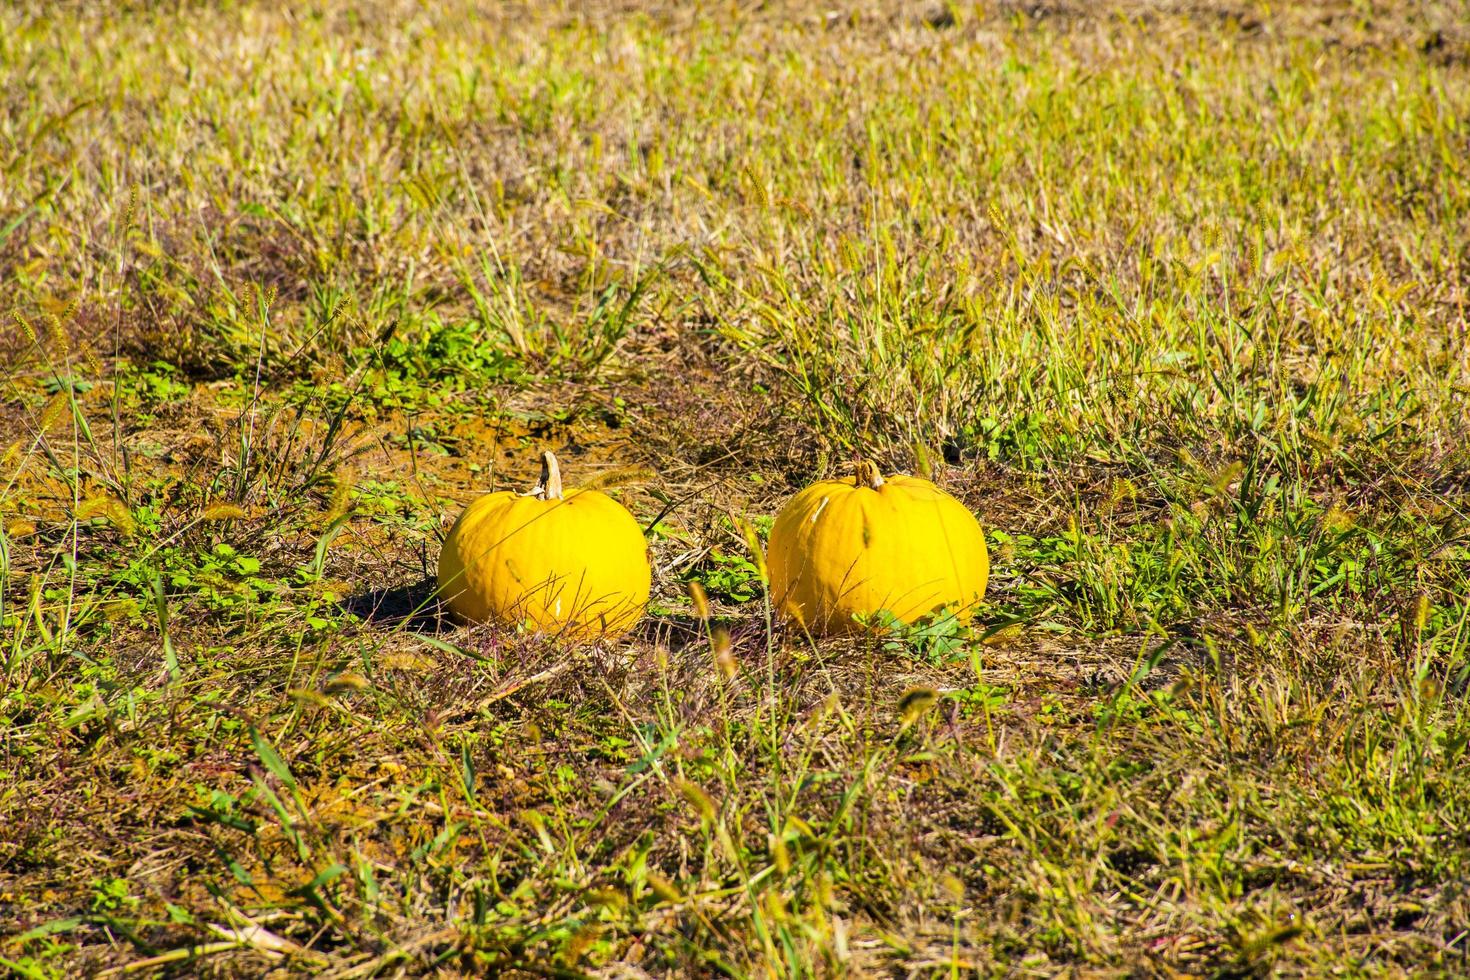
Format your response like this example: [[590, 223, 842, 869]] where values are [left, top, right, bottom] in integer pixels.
[[74, 496, 135, 537], [686, 580, 710, 621], [201, 502, 249, 521], [46, 313, 70, 359], [5, 519, 37, 538], [324, 470, 355, 523], [12, 311, 38, 346], [712, 626, 736, 681], [38, 393, 70, 434], [582, 465, 656, 492]]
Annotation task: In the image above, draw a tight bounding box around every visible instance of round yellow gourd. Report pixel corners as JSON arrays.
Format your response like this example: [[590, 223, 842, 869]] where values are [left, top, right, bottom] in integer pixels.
[[766, 460, 989, 635], [437, 451, 650, 639]]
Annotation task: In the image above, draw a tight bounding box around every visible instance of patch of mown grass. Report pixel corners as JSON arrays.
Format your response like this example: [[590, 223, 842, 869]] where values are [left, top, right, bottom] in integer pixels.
[[3, 0, 1470, 976]]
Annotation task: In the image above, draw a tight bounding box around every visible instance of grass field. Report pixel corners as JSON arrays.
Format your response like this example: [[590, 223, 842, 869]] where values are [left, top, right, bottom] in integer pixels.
[[3, 0, 1470, 975]]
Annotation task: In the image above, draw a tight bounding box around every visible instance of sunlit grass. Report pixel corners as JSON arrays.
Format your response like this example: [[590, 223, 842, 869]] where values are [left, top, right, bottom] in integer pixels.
[[2, 0, 1468, 975]]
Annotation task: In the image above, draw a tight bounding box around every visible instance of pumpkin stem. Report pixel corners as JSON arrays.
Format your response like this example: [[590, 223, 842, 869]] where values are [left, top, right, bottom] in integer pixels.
[[854, 459, 885, 489], [534, 451, 564, 500]]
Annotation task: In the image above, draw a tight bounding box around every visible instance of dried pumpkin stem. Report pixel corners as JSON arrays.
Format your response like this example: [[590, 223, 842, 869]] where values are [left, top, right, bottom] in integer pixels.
[[536, 451, 564, 500], [854, 459, 885, 489]]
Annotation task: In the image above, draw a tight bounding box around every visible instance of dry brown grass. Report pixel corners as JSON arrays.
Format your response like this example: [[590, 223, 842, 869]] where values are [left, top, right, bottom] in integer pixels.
[[3, 1, 1470, 976]]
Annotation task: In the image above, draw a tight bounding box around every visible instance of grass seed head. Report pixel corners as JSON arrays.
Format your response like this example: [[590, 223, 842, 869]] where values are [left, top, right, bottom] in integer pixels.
[[202, 502, 249, 521]]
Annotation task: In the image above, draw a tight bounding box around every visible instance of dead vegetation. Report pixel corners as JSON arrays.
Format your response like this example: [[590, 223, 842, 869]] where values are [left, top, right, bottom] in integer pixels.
[[2, 0, 1469, 976]]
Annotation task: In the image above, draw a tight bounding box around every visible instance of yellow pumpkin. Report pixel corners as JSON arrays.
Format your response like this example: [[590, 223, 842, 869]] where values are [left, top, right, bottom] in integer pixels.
[[766, 459, 988, 635], [437, 451, 650, 639]]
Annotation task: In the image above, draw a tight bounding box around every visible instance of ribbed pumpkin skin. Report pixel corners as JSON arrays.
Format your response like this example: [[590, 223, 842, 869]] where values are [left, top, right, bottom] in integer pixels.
[[437, 487, 650, 639], [767, 471, 988, 635]]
